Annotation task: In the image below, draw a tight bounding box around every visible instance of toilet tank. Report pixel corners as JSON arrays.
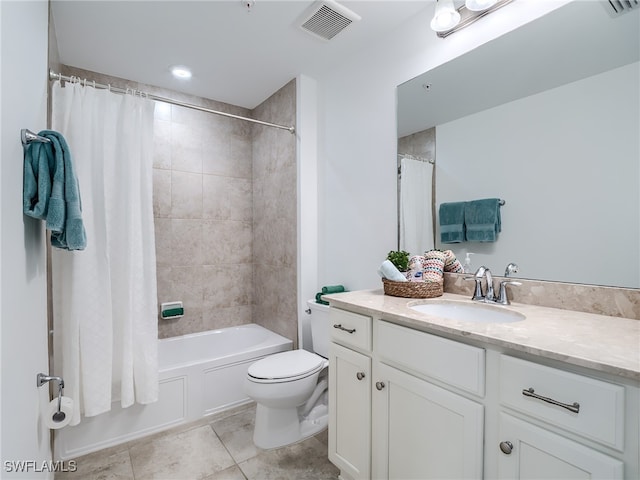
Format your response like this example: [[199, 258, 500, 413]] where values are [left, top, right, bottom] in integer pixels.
[[307, 299, 330, 358]]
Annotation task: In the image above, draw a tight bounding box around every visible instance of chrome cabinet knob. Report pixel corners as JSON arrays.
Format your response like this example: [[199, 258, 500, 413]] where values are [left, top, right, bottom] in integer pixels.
[[356, 372, 365, 381], [499, 441, 514, 455], [375, 381, 386, 391]]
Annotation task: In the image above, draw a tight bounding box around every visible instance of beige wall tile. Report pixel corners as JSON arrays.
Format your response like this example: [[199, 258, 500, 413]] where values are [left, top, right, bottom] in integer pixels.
[[202, 220, 252, 266], [171, 121, 203, 173], [171, 170, 202, 219], [202, 264, 252, 309], [153, 118, 172, 169], [171, 219, 203, 266], [152, 168, 171, 217], [203, 175, 252, 221]]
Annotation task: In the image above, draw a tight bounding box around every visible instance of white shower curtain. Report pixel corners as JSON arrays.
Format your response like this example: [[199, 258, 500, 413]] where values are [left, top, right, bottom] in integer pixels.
[[51, 80, 158, 424], [399, 157, 434, 256]]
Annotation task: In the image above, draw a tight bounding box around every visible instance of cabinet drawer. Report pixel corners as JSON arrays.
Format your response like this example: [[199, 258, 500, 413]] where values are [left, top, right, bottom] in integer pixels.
[[376, 320, 485, 396], [330, 308, 372, 352], [499, 355, 625, 450]]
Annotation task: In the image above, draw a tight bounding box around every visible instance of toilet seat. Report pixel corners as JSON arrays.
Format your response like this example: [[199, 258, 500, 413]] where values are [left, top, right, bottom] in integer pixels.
[[248, 350, 326, 384]]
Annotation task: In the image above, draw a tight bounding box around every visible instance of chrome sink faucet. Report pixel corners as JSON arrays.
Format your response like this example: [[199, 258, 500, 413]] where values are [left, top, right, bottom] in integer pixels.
[[496, 280, 522, 305], [467, 266, 494, 302], [468, 265, 521, 304]]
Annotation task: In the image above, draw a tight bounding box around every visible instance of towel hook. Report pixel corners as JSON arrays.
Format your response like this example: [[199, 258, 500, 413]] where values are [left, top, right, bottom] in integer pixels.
[[21, 129, 50, 146]]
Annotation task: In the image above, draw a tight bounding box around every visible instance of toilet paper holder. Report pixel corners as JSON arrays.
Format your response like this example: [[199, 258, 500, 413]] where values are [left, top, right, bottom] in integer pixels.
[[37, 373, 66, 422]]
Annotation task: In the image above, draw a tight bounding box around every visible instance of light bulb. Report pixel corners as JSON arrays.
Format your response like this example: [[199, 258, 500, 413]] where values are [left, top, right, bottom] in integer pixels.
[[465, 0, 498, 12], [430, 0, 461, 32]]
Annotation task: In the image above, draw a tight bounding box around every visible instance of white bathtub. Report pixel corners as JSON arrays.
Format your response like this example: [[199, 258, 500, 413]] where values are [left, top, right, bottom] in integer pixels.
[[55, 324, 292, 460]]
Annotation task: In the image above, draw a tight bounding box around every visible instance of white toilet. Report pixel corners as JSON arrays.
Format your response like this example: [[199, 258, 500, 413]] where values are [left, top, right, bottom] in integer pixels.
[[245, 299, 330, 449]]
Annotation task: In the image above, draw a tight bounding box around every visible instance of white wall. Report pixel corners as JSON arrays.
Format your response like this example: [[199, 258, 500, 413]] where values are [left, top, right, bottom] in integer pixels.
[[297, 74, 319, 351], [315, 0, 571, 291], [436, 62, 639, 288], [1, 0, 52, 477]]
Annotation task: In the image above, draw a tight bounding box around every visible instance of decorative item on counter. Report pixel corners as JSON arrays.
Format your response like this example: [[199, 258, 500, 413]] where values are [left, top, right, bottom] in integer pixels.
[[381, 250, 443, 299], [382, 277, 443, 299], [443, 250, 464, 273], [423, 249, 445, 282], [378, 260, 408, 282], [386, 250, 410, 274], [408, 255, 425, 282]]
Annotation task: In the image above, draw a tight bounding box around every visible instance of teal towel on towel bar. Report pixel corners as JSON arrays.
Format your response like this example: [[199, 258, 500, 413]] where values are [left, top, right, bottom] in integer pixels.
[[23, 130, 86, 250], [439, 202, 466, 243], [23, 141, 54, 221], [464, 198, 502, 242]]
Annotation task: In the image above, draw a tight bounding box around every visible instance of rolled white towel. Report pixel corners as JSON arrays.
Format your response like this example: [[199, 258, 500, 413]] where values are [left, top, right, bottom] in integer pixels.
[[378, 260, 408, 282]]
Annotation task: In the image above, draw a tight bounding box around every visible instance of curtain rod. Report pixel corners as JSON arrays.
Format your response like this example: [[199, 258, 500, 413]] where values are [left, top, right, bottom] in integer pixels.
[[49, 70, 296, 134]]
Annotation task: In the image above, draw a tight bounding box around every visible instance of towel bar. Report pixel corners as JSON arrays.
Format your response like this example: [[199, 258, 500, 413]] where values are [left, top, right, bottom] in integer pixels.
[[21, 129, 50, 146]]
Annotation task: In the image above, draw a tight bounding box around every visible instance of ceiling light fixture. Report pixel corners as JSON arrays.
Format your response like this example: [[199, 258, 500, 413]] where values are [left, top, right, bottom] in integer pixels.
[[430, 0, 461, 32], [170, 65, 192, 79], [431, 0, 514, 38]]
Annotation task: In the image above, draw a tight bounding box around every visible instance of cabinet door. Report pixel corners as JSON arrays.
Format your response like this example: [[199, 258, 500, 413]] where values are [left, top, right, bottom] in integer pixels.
[[372, 362, 484, 480], [497, 413, 623, 480], [329, 342, 371, 480]]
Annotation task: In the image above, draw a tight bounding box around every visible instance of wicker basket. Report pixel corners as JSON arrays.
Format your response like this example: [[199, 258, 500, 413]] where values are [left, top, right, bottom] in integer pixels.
[[382, 278, 443, 299]]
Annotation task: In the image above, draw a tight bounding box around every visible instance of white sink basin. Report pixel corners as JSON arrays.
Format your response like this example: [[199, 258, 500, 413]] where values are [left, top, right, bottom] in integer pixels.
[[409, 300, 525, 324]]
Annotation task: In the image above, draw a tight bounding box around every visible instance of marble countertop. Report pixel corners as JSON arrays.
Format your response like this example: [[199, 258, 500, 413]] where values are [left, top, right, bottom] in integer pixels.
[[324, 290, 640, 382]]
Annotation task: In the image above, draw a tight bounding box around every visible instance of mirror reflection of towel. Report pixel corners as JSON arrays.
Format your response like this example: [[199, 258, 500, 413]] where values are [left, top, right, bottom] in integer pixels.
[[465, 198, 501, 242], [439, 202, 466, 243]]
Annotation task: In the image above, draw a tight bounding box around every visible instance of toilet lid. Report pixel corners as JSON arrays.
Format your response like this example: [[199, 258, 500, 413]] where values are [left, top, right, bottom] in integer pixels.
[[248, 350, 325, 381]]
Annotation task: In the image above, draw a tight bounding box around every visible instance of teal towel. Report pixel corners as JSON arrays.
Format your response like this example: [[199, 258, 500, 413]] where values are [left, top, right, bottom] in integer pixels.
[[439, 202, 466, 243], [23, 130, 86, 251], [464, 198, 502, 242], [315, 292, 329, 305], [23, 141, 54, 220], [321, 285, 345, 294]]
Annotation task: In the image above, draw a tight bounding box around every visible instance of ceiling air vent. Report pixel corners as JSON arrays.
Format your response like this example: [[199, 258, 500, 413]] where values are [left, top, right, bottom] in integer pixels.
[[607, 0, 639, 14], [298, 0, 361, 41]]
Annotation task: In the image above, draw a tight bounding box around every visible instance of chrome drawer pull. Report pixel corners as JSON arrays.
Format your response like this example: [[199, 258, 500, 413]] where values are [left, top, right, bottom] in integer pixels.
[[522, 387, 580, 414], [356, 372, 366, 381], [333, 324, 356, 334]]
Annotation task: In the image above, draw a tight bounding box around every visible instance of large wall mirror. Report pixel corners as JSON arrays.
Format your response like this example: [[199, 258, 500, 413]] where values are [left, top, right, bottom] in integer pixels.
[[397, 1, 639, 288]]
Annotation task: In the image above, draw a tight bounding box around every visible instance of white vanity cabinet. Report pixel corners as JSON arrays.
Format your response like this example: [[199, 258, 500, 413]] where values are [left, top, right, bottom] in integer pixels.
[[371, 320, 485, 479], [328, 308, 373, 480], [329, 310, 485, 480], [497, 413, 623, 479], [496, 355, 626, 479], [328, 302, 639, 480]]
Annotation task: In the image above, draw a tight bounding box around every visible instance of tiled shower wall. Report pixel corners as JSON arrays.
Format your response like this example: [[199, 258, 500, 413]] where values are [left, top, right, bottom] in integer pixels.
[[60, 66, 298, 341], [252, 81, 298, 345], [152, 96, 255, 339]]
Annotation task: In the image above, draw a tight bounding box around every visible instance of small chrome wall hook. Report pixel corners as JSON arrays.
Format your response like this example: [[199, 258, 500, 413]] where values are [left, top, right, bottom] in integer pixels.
[[21, 129, 51, 146]]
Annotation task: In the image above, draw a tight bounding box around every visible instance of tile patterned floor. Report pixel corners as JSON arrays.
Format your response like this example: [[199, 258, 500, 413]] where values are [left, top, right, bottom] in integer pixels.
[[55, 403, 339, 480]]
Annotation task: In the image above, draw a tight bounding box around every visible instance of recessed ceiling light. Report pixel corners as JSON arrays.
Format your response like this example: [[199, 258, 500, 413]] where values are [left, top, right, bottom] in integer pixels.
[[170, 66, 192, 79]]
